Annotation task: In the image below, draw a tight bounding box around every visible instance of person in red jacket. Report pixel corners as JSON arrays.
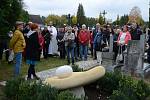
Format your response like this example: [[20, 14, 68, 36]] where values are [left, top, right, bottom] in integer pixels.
[[78, 24, 90, 61]]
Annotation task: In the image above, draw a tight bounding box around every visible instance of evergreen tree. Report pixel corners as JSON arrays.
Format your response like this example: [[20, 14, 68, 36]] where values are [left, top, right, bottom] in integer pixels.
[[113, 15, 120, 25], [86, 17, 98, 28], [77, 3, 86, 27], [116, 15, 120, 25], [119, 14, 129, 26], [99, 13, 104, 25]]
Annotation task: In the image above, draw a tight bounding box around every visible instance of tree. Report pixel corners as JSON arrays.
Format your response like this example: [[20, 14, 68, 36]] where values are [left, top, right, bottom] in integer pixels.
[[60, 15, 67, 26], [45, 14, 67, 27], [18, 9, 29, 23], [116, 15, 120, 25], [119, 14, 129, 26], [113, 15, 120, 25], [86, 17, 98, 28], [0, 0, 27, 37], [41, 16, 46, 23], [99, 13, 104, 25], [129, 6, 144, 25], [72, 15, 77, 25], [77, 3, 86, 27]]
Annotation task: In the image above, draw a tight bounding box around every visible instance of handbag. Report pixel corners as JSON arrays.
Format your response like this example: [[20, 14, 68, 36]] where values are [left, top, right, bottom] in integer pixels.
[[8, 50, 14, 62]]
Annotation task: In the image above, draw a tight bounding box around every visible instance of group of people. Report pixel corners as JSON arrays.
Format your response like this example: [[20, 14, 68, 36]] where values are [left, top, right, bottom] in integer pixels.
[[6, 21, 58, 80], [0, 20, 143, 79], [57, 22, 142, 66]]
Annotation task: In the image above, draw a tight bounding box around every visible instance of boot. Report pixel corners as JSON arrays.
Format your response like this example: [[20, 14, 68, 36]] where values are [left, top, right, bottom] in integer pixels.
[[27, 65, 32, 80], [31, 65, 40, 80]]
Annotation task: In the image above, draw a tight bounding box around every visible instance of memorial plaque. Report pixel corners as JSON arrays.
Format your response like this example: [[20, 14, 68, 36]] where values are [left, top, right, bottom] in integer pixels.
[[123, 35, 146, 77]]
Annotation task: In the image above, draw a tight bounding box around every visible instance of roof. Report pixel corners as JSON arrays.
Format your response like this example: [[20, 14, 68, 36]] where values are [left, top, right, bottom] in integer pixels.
[[29, 15, 44, 24]]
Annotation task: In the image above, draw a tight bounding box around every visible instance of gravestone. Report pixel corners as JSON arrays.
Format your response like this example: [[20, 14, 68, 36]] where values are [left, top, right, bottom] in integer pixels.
[[122, 34, 145, 77], [102, 34, 114, 60]]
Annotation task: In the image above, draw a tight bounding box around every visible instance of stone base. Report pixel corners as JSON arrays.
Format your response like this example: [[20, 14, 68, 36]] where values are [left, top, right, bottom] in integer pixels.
[[69, 86, 85, 99]]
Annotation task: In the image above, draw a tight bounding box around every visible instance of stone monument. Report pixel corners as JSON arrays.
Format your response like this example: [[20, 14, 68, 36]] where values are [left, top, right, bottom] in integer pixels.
[[123, 34, 145, 77]]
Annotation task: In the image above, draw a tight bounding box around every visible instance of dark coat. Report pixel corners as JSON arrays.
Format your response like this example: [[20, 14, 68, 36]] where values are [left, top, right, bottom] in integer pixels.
[[41, 30, 52, 45], [94, 32, 103, 51], [130, 28, 142, 40], [57, 32, 65, 51], [26, 31, 40, 61]]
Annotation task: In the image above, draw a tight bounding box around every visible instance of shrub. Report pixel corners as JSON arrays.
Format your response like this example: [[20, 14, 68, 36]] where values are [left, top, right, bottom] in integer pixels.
[[72, 64, 83, 72], [135, 80, 150, 100], [4, 77, 24, 100], [96, 71, 150, 100], [57, 91, 81, 100], [97, 71, 122, 94], [103, 72, 150, 100], [4, 77, 80, 100], [110, 90, 130, 100]]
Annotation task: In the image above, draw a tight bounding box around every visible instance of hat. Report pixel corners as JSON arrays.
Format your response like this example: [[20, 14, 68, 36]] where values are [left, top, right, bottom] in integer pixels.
[[16, 21, 24, 26]]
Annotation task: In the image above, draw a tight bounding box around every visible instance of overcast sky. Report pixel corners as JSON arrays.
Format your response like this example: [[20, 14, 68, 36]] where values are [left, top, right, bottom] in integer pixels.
[[24, 0, 149, 21]]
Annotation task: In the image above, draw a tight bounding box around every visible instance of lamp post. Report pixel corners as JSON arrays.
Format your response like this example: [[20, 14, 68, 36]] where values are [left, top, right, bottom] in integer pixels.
[[67, 14, 71, 26]]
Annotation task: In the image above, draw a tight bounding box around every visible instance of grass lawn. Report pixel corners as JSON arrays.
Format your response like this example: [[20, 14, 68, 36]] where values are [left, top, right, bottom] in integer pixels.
[[0, 57, 67, 81]]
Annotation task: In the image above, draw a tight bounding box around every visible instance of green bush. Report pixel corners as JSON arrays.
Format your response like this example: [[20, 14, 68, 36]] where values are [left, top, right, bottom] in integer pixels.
[[96, 71, 150, 100], [4, 77, 80, 100], [57, 91, 81, 100], [97, 71, 122, 94], [110, 90, 130, 100], [4, 77, 24, 100], [99, 71, 150, 100], [72, 64, 83, 72]]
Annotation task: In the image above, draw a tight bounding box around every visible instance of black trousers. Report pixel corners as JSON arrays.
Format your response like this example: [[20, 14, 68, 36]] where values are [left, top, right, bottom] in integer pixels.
[[60, 46, 65, 59], [43, 43, 50, 58], [0, 41, 9, 61], [28, 64, 36, 78]]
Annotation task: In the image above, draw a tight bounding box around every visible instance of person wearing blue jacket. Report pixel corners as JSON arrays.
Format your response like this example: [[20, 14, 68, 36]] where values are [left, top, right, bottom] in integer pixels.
[[93, 29, 103, 64]]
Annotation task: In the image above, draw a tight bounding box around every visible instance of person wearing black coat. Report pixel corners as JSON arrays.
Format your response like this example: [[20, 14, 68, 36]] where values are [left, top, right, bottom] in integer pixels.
[[41, 26, 52, 59], [26, 23, 40, 80], [57, 28, 65, 59]]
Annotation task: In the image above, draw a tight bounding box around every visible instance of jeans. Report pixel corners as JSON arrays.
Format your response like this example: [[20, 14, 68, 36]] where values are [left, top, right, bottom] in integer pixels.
[[80, 45, 88, 61], [65, 46, 74, 64], [74, 43, 78, 60], [14, 52, 22, 76]]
